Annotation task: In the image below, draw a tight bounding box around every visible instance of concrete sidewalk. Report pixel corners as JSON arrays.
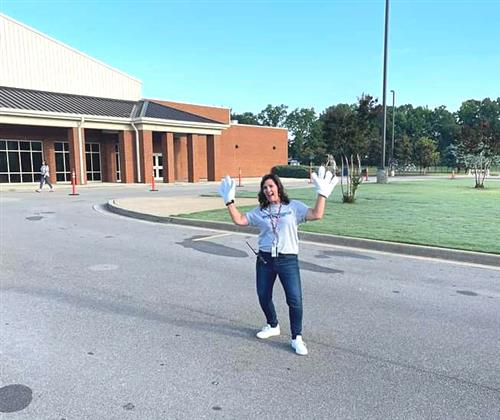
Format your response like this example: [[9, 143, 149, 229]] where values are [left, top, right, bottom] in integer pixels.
[[7, 173, 496, 193], [106, 195, 500, 269], [112, 196, 258, 217], [0, 176, 312, 193]]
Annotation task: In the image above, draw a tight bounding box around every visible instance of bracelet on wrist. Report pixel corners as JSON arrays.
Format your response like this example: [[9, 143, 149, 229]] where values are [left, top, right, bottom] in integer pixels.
[[225, 200, 235, 206]]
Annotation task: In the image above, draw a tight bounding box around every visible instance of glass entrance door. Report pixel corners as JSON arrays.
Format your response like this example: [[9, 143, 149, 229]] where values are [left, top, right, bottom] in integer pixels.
[[153, 153, 163, 180], [54, 141, 70, 182], [114, 143, 121, 182], [85, 142, 101, 181]]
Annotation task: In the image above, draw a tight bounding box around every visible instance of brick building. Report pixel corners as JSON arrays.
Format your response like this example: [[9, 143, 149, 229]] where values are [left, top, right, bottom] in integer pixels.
[[0, 14, 287, 185]]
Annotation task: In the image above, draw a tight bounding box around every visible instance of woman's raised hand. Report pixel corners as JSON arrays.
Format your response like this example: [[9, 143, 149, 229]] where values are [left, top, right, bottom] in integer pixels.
[[311, 166, 338, 198], [218, 175, 236, 205]]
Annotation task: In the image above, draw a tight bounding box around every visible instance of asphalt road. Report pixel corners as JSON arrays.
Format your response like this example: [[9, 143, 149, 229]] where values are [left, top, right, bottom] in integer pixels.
[[1, 186, 499, 419]]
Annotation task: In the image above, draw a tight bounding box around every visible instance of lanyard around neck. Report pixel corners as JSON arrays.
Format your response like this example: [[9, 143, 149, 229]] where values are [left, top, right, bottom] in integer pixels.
[[267, 203, 282, 236]]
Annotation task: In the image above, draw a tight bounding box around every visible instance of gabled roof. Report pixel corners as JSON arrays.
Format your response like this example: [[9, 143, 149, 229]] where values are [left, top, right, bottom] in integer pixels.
[[134, 100, 221, 124], [0, 86, 222, 124]]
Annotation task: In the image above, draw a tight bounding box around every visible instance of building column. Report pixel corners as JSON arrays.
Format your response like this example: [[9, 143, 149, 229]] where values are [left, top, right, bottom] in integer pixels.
[[207, 134, 222, 181], [42, 139, 56, 185], [197, 134, 208, 181], [187, 134, 199, 183], [101, 141, 116, 182], [118, 130, 135, 183], [139, 130, 153, 184], [68, 127, 86, 185], [174, 135, 188, 181], [161, 132, 175, 183]]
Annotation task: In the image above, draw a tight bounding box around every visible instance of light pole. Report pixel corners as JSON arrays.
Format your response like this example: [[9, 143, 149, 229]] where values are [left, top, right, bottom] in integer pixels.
[[377, 0, 390, 184], [390, 89, 395, 176]]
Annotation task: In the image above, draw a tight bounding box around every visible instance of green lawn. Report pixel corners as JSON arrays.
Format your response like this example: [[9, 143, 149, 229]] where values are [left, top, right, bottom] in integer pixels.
[[179, 179, 500, 254]]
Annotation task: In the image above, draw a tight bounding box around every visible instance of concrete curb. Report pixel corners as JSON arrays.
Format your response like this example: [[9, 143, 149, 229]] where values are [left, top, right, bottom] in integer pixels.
[[106, 199, 260, 234], [106, 200, 500, 268]]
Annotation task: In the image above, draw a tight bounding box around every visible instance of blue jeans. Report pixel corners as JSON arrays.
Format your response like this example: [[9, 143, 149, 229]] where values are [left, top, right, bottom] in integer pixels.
[[256, 252, 303, 338], [39, 175, 53, 189]]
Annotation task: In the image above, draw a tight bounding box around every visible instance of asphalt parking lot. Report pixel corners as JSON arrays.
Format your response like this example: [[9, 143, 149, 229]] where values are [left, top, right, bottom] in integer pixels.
[[1, 185, 499, 419]]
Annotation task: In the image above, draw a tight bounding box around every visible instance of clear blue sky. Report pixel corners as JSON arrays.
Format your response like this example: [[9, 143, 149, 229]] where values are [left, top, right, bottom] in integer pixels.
[[1, 0, 499, 115]]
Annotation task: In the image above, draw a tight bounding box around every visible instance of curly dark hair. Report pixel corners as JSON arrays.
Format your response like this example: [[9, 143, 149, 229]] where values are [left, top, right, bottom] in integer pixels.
[[258, 173, 290, 209]]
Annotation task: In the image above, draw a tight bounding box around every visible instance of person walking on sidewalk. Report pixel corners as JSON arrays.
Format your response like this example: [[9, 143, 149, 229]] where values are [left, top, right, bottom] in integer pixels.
[[218, 166, 338, 356], [36, 160, 54, 192]]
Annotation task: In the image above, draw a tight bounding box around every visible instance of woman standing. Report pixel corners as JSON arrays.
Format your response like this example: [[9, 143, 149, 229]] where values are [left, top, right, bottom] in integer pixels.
[[218, 166, 338, 355]]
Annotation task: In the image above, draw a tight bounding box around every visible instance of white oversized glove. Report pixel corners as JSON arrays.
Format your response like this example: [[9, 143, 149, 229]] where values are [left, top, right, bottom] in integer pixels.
[[218, 175, 236, 205], [311, 165, 338, 198]]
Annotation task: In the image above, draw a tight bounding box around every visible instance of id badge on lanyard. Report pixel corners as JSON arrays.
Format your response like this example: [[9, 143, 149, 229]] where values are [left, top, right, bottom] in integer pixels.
[[271, 240, 278, 257], [269, 204, 281, 258]]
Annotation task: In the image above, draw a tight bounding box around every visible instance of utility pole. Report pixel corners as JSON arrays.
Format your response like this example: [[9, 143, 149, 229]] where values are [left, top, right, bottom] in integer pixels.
[[377, 0, 390, 184]]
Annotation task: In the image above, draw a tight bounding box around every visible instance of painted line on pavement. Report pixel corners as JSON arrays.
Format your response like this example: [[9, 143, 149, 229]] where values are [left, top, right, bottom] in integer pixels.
[[192, 233, 232, 241], [299, 239, 500, 271], [204, 229, 500, 271]]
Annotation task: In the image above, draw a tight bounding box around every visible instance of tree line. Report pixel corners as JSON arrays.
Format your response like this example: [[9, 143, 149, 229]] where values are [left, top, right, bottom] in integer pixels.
[[231, 96, 500, 186]]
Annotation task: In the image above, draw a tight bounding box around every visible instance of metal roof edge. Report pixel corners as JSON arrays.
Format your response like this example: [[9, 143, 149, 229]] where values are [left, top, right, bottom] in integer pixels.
[[135, 116, 229, 129], [0, 107, 132, 123]]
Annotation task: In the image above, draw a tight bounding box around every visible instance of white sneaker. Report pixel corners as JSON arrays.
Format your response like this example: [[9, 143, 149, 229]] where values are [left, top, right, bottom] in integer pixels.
[[291, 335, 308, 356], [35, 189, 41, 193], [256, 324, 280, 339]]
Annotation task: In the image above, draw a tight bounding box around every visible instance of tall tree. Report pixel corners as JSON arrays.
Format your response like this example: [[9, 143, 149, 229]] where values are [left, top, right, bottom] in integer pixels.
[[285, 108, 324, 163], [399, 105, 434, 140], [320, 103, 357, 158], [320, 94, 380, 164], [442, 144, 461, 171], [456, 98, 500, 188], [429, 106, 460, 158], [359, 96, 383, 166], [230, 112, 260, 125], [388, 104, 458, 168], [355, 94, 380, 164], [396, 134, 414, 168], [258, 104, 288, 127], [414, 137, 440, 172]]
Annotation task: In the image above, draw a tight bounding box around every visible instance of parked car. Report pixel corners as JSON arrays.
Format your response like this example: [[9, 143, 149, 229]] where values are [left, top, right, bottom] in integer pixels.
[[288, 159, 300, 166]]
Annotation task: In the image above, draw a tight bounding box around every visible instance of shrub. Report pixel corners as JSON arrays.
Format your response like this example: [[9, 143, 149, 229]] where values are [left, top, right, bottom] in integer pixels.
[[271, 165, 311, 178], [337, 154, 363, 203]]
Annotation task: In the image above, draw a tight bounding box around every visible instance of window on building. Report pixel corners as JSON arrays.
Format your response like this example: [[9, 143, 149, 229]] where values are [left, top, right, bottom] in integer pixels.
[[54, 142, 71, 182], [85, 142, 101, 181], [0, 140, 43, 183], [115, 143, 121, 182]]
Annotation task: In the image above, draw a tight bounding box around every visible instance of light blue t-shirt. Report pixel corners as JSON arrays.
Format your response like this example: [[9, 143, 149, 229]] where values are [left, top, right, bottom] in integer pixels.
[[246, 200, 309, 255]]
